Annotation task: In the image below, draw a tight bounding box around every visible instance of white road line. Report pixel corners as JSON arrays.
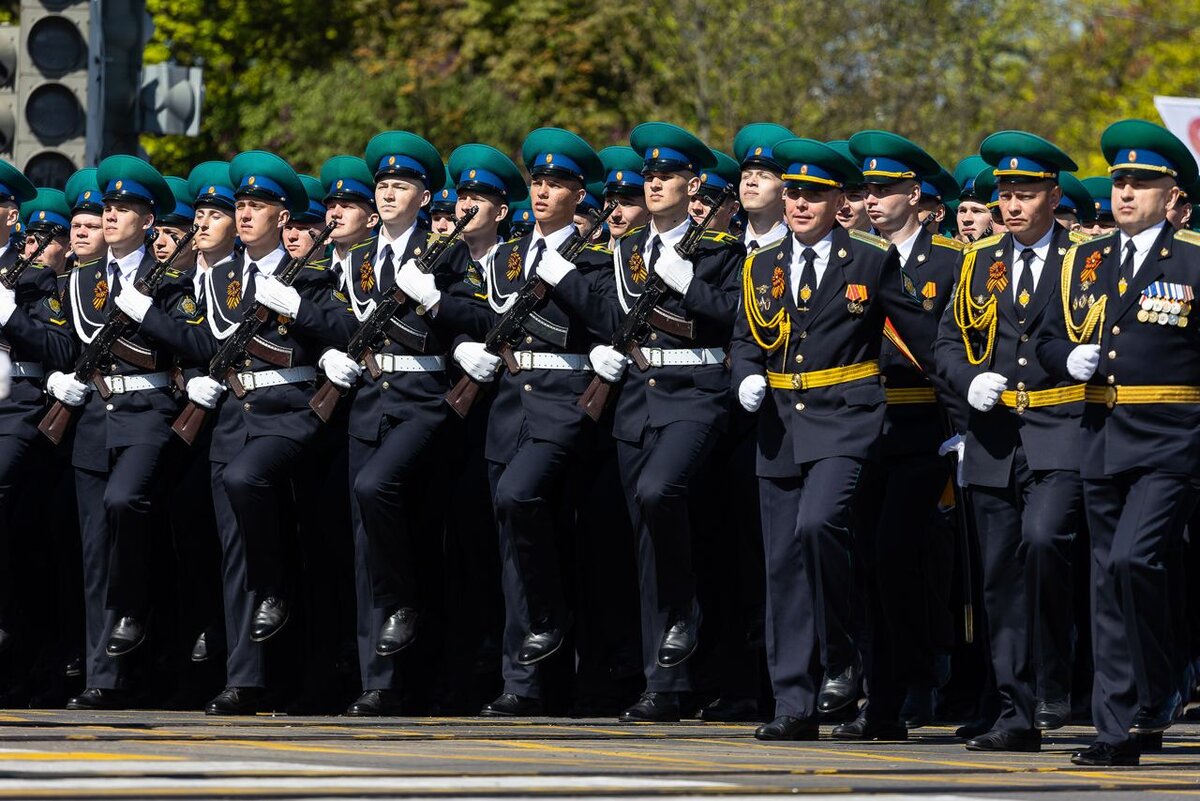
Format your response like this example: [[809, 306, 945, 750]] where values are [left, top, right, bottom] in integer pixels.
[[0, 759, 377, 774]]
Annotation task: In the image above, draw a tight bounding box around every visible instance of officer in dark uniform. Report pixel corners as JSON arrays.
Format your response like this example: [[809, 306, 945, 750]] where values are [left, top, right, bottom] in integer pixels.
[[65, 169, 107, 271], [182, 151, 355, 714], [284, 176, 331, 260], [433, 128, 611, 717], [730, 137, 943, 741], [599, 147, 647, 245], [1038, 120, 1200, 766], [48, 156, 207, 709], [553, 122, 744, 722], [934, 131, 1088, 751]]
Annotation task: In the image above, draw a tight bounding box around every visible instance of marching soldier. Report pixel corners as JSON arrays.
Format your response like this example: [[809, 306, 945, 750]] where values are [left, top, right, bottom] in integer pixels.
[[1080, 176, 1117, 237], [733, 124, 792, 250], [829, 142, 873, 234], [508, 201, 535, 239], [688, 151, 741, 231], [283, 176, 330, 260], [599, 147, 648, 244], [430, 173, 458, 236], [955, 156, 995, 243], [64, 170, 106, 272], [1038, 120, 1200, 766]]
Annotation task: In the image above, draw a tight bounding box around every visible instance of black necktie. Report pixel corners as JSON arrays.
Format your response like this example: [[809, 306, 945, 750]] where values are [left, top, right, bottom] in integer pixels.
[[377, 244, 394, 293], [1016, 248, 1036, 314], [243, 262, 258, 307], [196, 275, 206, 310], [106, 261, 121, 310], [1119, 240, 1136, 296], [798, 247, 818, 310], [647, 235, 662, 276], [747, 239, 760, 252], [528, 239, 547, 279]]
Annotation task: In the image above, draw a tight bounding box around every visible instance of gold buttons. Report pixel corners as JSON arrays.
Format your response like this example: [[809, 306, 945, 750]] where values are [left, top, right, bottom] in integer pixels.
[[381, 381, 390, 389], [1019, 334, 1029, 343], [243, 402, 251, 411], [798, 331, 807, 340], [383, 338, 391, 346], [1108, 350, 1117, 360], [648, 378, 657, 387], [1112, 325, 1121, 336], [794, 402, 805, 411], [1018, 357, 1027, 366], [105, 403, 114, 411], [794, 354, 803, 365], [524, 336, 532, 344], [244, 359, 252, 367], [650, 332, 658, 341], [880, 375, 887, 384], [1107, 375, 1115, 385], [1017, 382, 1026, 391], [523, 383, 532, 392]]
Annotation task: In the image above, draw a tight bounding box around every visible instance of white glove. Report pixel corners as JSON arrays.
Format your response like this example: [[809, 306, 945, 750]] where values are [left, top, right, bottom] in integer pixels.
[[396, 260, 441, 309], [0, 285, 15, 326], [655, 249, 695, 295], [1067, 344, 1101, 382], [536, 249, 577, 287], [256, 276, 301, 318], [738, 374, 768, 412], [967, 372, 1007, 412], [0, 351, 9, 401], [938, 433, 966, 487], [114, 290, 153, 324], [453, 341, 501, 383], [319, 348, 363, 389], [186, 375, 225, 409], [589, 345, 628, 382], [46, 370, 89, 406]]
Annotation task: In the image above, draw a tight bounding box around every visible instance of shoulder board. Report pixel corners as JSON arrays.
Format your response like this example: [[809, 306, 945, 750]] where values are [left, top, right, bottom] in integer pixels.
[[583, 243, 612, 255], [164, 268, 184, 279], [1068, 230, 1092, 244], [77, 257, 103, 271], [424, 231, 442, 246], [349, 237, 375, 253], [304, 261, 327, 271], [931, 234, 965, 251], [700, 230, 738, 244], [29, 263, 46, 271], [621, 225, 646, 240], [1085, 230, 1117, 245], [504, 235, 523, 245], [848, 229, 889, 250], [1175, 229, 1200, 247], [964, 232, 1005, 254]]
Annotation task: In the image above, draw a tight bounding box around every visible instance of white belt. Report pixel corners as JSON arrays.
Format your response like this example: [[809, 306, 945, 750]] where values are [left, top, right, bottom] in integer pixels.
[[234, 366, 317, 391], [513, 351, 592, 371], [10, 362, 43, 379], [375, 353, 445, 373], [639, 347, 726, 368], [103, 372, 172, 394]]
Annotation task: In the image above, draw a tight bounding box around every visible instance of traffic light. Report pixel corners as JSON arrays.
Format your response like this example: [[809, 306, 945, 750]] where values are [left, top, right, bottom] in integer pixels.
[[140, 61, 202, 136]]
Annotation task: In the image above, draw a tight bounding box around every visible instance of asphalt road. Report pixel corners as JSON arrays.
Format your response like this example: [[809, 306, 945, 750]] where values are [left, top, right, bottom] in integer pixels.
[[0, 712, 1195, 799]]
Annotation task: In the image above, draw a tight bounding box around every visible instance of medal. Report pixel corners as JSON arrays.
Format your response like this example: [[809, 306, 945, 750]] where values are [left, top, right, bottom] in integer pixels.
[[1171, 301, 1183, 315], [799, 284, 813, 303], [1118, 277, 1128, 296], [848, 301, 864, 314], [1148, 311, 1159, 323], [1152, 298, 1165, 313], [1137, 309, 1150, 323], [1158, 312, 1170, 325], [1018, 289, 1031, 308], [1181, 316, 1190, 328], [1169, 314, 1180, 326], [922, 298, 933, 311], [1141, 296, 1155, 311]]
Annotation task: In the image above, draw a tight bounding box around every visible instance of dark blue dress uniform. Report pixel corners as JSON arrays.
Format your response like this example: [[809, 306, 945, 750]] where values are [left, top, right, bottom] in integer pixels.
[[1037, 119, 1200, 763], [935, 131, 1087, 744], [729, 138, 938, 733]]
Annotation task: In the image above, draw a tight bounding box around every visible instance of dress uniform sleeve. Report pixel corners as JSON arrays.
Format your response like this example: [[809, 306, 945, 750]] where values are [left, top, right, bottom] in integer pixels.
[[933, 286, 985, 399], [2, 268, 78, 371], [290, 267, 356, 348], [548, 249, 622, 341], [136, 278, 215, 366], [678, 241, 744, 331]]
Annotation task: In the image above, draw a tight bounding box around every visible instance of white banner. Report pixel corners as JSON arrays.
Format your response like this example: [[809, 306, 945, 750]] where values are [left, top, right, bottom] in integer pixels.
[[1154, 95, 1200, 164]]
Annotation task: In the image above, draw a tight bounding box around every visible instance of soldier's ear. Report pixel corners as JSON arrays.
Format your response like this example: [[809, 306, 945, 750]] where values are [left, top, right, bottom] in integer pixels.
[[277, 209, 291, 229], [420, 189, 432, 209], [686, 175, 702, 197], [367, 211, 380, 229], [496, 203, 510, 224]]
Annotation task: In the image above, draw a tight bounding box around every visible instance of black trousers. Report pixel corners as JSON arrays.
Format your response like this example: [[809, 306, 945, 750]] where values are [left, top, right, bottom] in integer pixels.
[[210, 459, 266, 688], [1085, 469, 1197, 746], [0, 434, 36, 627], [760, 457, 863, 719], [969, 448, 1080, 734]]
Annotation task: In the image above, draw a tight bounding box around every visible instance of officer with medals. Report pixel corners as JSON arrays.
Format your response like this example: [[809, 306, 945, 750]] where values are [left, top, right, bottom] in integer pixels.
[[183, 152, 355, 714], [688, 151, 741, 232], [1080, 176, 1118, 237], [733, 124, 793, 251], [933, 131, 1087, 751], [561, 122, 744, 722], [0, 175, 68, 655], [599, 146, 648, 245], [1038, 120, 1200, 766], [731, 137, 942, 741], [64, 169, 107, 271], [47, 156, 207, 709]]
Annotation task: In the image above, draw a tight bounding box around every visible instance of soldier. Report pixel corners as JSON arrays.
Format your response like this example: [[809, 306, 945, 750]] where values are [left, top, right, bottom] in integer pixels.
[[828, 142, 873, 234], [599, 146, 648, 245], [955, 156, 994, 244], [733, 124, 792, 251], [64, 170, 106, 272], [1080, 177, 1118, 237], [182, 152, 355, 714], [430, 170, 458, 236], [688, 151, 741, 232], [1038, 120, 1200, 766], [918, 168, 959, 234], [283, 176, 329, 260]]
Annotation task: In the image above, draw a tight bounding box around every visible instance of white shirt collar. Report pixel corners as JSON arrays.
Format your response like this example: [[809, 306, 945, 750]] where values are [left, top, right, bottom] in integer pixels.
[[647, 217, 692, 251], [892, 227, 921, 266], [744, 220, 788, 249], [377, 220, 419, 261], [526, 223, 576, 275], [1120, 221, 1167, 275], [1013, 224, 1055, 265], [331, 245, 353, 276], [244, 245, 286, 277]]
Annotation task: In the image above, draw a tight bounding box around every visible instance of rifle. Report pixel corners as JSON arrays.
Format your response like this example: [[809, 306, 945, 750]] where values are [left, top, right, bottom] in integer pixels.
[[577, 183, 736, 421], [444, 201, 618, 418], [171, 221, 336, 445], [308, 206, 479, 423], [0, 230, 55, 290], [38, 225, 200, 445]]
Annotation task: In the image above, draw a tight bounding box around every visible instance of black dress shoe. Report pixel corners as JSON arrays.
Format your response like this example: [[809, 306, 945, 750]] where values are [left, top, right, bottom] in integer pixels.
[[833, 712, 908, 740], [699, 696, 760, 722], [955, 716, 996, 740], [1035, 698, 1070, 730], [619, 692, 680, 723], [66, 687, 129, 710], [345, 689, 403, 716], [965, 728, 1041, 752], [206, 686, 264, 715], [817, 662, 861, 714], [376, 608, 419, 657], [1136, 731, 1163, 752], [480, 692, 543, 717], [1130, 690, 1182, 734], [1071, 740, 1140, 766], [105, 616, 146, 657], [191, 632, 209, 663], [517, 623, 568, 666], [656, 604, 702, 668], [755, 715, 819, 741], [250, 597, 289, 642], [64, 656, 83, 678], [901, 687, 935, 729]]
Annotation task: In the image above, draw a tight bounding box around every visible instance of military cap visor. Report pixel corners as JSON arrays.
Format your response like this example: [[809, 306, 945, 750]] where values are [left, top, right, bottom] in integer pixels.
[[980, 130, 1078, 183], [364, 131, 445, 192], [96, 154, 176, 217], [921, 168, 960, 202], [849, 130, 941, 184], [21, 188, 71, 234], [774, 138, 862, 189], [229, 151, 308, 216], [186, 161, 236, 211], [522, 128, 604, 185], [320, 155, 376, 205], [698, 151, 742, 195], [953, 155, 990, 199], [733, 123, 795, 172], [64, 167, 104, 216], [1102, 119, 1199, 186], [449, 143, 529, 203], [630, 122, 716, 176], [0, 159, 36, 206], [598, 146, 645, 197]]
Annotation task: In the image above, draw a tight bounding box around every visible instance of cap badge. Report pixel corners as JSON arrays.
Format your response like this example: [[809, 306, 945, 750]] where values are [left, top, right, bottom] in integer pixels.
[[388, 156, 397, 166], [336, 179, 344, 189], [615, 171, 623, 181], [800, 164, 809, 175], [115, 180, 123, 190], [545, 154, 553, 164], [38, 211, 44, 220], [754, 147, 763, 156], [248, 176, 256, 186], [469, 169, 477, 179], [652, 148, 660, 159], [700, 173, 708, 182], [83, 191, 91, 199], [1129, 150, 1138, 162], [441, 189, 448, 198], [208, 186, 216, 194], [1010, 158, 1019, 169]]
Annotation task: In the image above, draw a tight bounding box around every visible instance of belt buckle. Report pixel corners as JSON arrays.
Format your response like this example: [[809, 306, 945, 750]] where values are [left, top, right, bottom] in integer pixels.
[[518, 351, 534, 371], [378, 354, 393, 373], [240, 371, 257, 392], [648, 347, 664, 368], [1015, 390, 1030, 414], [791, 373, 804, 391], [1105, 385, 1117, 408], [108, 375, 126, 394]]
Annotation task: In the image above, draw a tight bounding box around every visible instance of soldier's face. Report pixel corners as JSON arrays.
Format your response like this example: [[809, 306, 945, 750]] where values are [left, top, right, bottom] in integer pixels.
[[1166, 199, 1193, 230], [688, 192, 737, 231], [193, 207, 236, 254], [644, 171, 700, 216], [374, 178, 429, 226], [326, 200, 378, 245], [606, 194, 648, 239], [431, 212, 455, 235], [1112, 176, 1179, 235], [864, 180, 920, 235], [25, 232, 68, 273], [529, 176, 584, 228], [956, 201, 992, 242], [236, 198, 288, 249], [997, 180, 1060, 240], [739, 169, 784, 213], [784, 186, 842, 242], [152, 224, 195, 269], [102, 202, 153, 248], [837, 189, 871, 231], [282, 221, 323, 258], [456, 191, 504, 233], [70, 213, 105, 261]]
